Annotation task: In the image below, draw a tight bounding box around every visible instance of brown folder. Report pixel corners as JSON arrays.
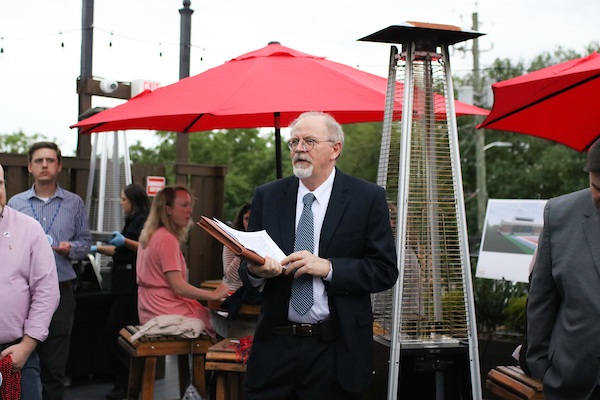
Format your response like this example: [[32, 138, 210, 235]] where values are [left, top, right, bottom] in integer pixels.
[[197, 216, 265, 265]]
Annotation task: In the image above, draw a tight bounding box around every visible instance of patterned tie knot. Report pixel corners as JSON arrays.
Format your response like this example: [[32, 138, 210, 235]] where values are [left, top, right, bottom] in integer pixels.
[[303, 193, 315, 206]]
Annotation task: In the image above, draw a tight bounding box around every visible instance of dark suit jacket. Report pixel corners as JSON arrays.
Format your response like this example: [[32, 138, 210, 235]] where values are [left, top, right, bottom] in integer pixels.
[[527, 188, 600, 400], [240, 169, 398, 393]]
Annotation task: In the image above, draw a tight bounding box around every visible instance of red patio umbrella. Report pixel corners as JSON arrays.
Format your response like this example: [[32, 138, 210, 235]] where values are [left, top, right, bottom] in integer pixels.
[[478, 51, 600, 152], [72, 42, 488, 176]]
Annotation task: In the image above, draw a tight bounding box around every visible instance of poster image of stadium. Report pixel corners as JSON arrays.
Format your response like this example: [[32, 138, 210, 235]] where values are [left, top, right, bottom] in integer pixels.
[[476, 199, 547, 283]]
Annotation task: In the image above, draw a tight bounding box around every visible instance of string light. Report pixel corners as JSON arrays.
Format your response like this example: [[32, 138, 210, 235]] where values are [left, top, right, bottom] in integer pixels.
[[1, 28, 213, 62]]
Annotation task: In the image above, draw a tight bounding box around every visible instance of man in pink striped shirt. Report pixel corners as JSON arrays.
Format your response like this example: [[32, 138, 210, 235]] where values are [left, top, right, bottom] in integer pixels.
[[0, 164, 60, 400]]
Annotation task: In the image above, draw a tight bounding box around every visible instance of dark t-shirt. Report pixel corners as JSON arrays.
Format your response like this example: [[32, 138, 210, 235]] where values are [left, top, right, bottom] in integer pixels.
[[111, 212, 147, 295]]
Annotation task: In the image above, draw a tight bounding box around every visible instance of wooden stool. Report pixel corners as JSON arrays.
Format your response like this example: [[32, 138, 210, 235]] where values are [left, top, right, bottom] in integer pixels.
[[205, 339, 248, 400], [486, 365, 545, 399], [118, 325, 214, 400]]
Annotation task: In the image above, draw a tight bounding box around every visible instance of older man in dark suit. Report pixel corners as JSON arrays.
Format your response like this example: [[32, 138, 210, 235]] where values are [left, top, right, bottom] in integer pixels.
[[527, 139, 600, 400], [239, 111, 398, 400]]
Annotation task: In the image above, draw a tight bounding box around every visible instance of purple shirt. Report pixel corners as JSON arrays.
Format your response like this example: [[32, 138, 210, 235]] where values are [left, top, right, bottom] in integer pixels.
[[0, 206, 60, 344]]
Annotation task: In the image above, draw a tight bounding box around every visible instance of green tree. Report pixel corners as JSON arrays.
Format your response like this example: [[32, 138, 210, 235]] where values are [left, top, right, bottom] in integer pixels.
[[336, 122, 382, 183], [130, 128, 287, 222], [0, 131, 47, 153]]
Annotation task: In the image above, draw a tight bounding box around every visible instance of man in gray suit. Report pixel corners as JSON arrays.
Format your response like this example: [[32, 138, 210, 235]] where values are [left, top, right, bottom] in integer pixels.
[[527, 139, 600, 400]]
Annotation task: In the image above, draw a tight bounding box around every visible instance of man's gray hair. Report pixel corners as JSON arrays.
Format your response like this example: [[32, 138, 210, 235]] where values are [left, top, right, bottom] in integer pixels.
[[290, 111, 345, 149]]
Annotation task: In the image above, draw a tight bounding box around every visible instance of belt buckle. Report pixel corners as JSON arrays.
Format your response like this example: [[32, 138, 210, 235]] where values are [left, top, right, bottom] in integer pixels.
[[293, 323, 313, 336]]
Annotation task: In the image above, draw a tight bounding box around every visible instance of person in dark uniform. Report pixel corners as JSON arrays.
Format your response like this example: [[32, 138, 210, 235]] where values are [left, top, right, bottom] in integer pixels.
[[92, 183, 150, 399]]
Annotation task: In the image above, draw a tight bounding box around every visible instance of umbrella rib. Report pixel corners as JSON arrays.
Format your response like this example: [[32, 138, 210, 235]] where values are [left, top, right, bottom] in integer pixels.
[[183, 114, 205, 133], [482, 71, 600, 127], [83, 122, 107, 134]]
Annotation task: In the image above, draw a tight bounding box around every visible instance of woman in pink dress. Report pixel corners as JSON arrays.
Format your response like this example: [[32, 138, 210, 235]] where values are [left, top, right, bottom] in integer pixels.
[[136, 185, 229, 337]]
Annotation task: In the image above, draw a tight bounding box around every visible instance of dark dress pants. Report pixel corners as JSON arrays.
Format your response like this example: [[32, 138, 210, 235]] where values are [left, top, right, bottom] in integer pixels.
[[37, 284, 75, 400], [245, 334, 361, 400], [106, 292, 139, 388]]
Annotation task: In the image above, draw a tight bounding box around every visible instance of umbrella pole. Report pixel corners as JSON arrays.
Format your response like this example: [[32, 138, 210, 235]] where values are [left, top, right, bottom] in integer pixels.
[[275, 112, 282, 179]]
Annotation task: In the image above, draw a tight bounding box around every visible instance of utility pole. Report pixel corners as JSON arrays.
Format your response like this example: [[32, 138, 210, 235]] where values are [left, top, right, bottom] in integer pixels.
[[473, 11, 487, 235], [77, 0, 93, 159], [176, 0, 193, 165]]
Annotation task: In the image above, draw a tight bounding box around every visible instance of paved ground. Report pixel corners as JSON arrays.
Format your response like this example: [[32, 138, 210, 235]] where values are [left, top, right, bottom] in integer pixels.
[[64, 355, 181, 400]]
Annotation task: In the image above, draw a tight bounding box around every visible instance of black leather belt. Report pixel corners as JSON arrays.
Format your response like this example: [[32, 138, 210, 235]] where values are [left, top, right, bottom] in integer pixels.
[[272, 318, 338, 341], [272, 323, 322, 336]]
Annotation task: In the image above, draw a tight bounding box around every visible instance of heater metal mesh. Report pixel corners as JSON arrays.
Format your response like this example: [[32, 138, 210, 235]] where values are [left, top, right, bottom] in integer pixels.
[[373, 53, 470, 345]]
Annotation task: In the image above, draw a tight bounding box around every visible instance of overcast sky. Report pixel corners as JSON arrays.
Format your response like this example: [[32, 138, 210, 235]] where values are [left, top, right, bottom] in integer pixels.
[[1, 0, 598, 155]]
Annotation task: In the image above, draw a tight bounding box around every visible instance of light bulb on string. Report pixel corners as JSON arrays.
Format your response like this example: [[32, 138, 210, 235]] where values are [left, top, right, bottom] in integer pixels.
[[159, 42, 162, 57], [1, 36, 4, 54], [59, 31, 65, 48], [109, 32, 113, 47]]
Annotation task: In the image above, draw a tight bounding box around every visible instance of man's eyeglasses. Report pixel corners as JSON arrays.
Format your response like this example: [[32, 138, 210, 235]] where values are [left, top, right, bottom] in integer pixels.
[[287, 138, 335, 152]]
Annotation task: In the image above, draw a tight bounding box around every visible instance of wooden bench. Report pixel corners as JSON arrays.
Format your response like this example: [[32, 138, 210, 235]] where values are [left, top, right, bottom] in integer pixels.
[[118, 325, 214, 400], [486, 365, 545, 399], [205, 338, 249, 400]]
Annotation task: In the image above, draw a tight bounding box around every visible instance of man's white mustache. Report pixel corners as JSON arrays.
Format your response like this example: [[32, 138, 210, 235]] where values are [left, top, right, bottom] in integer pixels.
[[293, 154, 312, 164]]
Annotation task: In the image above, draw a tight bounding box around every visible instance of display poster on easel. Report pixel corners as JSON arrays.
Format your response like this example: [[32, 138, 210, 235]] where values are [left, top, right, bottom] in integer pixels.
[[476, 199, 547, 283]]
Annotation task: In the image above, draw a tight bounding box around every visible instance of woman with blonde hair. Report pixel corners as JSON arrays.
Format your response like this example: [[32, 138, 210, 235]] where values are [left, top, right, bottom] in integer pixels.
[[136, 185, 229, 337]]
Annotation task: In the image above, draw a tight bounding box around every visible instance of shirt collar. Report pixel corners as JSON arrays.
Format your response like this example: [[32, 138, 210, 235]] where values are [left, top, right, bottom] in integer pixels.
[[27, 183, 65, 200], [298, 168, 336, 205]]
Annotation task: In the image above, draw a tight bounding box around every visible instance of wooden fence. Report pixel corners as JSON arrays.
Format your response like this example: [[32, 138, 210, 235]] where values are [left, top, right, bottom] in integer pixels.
[[0, 152, 227, 286]]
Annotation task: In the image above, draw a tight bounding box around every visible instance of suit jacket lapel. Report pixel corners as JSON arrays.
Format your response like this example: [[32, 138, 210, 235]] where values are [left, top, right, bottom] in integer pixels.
[[582, 200, 600, 277], [278, 177, 299, 256], [320, 169, 350, 256]]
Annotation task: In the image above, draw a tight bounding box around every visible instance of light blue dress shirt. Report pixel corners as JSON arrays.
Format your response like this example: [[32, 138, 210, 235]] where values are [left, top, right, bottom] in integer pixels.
[[8, 184, 92, 282]]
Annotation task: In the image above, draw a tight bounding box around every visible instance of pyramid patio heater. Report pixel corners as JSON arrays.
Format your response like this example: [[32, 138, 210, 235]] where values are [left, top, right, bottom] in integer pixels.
[[85, 129, 133, 288], [361, 23, 484, 400]]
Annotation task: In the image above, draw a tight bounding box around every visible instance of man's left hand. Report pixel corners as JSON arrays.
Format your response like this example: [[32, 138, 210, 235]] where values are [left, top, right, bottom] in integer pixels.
[[282, 250, 331, 278], [53, 241, 72, 256]]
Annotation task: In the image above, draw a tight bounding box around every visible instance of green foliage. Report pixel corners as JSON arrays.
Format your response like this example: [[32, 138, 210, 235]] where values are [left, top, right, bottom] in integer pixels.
[[503, 294, 528, 333], [130, 128, 288, 222], [336, 122, 382, 183], [528, 43, 600, 72], [473, 278, 528, 333], [486, 58, 525, 82], [461, 131, 588, 206], [0, 130, 48, 154]]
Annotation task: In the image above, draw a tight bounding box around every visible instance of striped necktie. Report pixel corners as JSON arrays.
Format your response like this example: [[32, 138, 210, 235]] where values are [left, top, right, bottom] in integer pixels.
[[290, 193, 316, 315]]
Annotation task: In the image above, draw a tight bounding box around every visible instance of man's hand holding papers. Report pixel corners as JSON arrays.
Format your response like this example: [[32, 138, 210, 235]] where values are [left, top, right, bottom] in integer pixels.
[[199, 216, 287, 267], [211, 218, 286, 261]]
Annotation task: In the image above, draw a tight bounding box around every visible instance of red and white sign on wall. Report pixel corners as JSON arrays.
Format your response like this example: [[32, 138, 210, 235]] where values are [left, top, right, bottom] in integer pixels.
[[146, 176, 166, 196], [131, 79, 161, 97]]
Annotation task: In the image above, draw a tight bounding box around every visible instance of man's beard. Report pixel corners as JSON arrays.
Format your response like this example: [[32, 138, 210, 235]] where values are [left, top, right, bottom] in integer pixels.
[[293, 164, 313, 179], [292, 154, 313, 179]]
